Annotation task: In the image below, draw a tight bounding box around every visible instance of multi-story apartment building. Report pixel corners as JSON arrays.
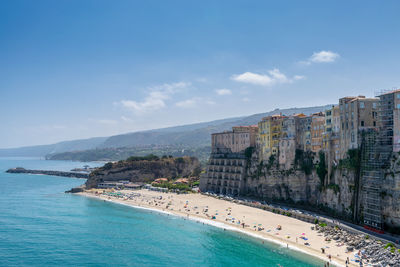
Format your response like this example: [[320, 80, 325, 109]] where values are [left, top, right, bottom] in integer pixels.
[[211, 125, 258, 154], [258, 115, 286, 161], [297, 116, 312, 151], [339, 96, 378, 159], [200, 125, 258, 196], [279, 114, 305, 169], [330, 105, 341, 162], [377, 89, 400, 152], [311, 112, 325, 153]]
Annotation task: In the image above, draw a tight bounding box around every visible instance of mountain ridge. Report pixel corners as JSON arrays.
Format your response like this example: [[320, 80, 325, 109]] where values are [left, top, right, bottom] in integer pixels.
[[0, 104, 333, 158]]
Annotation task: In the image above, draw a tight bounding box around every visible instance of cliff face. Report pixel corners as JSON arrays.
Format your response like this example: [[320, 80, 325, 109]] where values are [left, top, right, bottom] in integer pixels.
[[244, 153, 355, 219], [381, 152, 400, 229], [86, 156, 200, 188]]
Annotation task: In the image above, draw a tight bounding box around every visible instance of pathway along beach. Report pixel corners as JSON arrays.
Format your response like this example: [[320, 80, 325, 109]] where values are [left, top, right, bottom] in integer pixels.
[[79, 189, 357, 267]]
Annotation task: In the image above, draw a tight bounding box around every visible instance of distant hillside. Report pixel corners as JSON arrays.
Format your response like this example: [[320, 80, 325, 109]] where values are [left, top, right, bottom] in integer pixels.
[[98, 105, 332, 149], [47, 145, 212, 163], [1, 105, 333, 159], [0, 137, 107, 157]]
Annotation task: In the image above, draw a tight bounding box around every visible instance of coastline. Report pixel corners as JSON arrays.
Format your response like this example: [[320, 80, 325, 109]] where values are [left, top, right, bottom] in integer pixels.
[[78, 190, 354, 267]]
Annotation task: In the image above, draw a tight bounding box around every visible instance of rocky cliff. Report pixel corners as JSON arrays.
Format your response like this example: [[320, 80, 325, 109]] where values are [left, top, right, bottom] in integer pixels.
[[381, 152, 400, 231], [86, 156, 201, 188], [244, 151, 356, 220]]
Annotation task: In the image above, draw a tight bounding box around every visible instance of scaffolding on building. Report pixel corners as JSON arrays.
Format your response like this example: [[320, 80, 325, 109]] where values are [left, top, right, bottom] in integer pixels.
[[360, 130, 383, 229], [360, 90, 394, 230]]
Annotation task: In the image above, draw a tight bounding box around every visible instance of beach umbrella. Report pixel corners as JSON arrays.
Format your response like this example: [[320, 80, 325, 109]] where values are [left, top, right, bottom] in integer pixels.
[[302, 233, 305, 235]]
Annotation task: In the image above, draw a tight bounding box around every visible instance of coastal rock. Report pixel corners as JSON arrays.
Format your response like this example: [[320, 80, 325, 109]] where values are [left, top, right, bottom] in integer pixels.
[[86, 156, 200, 188], [6, 167, 89, 179]]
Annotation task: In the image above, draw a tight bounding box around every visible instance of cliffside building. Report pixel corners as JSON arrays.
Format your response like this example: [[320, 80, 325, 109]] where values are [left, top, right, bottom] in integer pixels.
[[200, 125, 258, 196], [311, 112, 325, 153], [297, 116, 312, 151], [279, 114, 305, 169], [339, 96, 378, 159], [211, 125, 258, 154], [258, 115, 286, 161], [377, 89, 400, 152]]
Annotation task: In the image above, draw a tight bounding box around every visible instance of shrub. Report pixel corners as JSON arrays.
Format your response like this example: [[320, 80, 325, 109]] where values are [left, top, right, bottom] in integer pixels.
[[126, 154, 159, 161], [316, 151, 328, 185], [384, 243, 395, 249], [102, 162, 113, 170], [295, 149, 314, 175]]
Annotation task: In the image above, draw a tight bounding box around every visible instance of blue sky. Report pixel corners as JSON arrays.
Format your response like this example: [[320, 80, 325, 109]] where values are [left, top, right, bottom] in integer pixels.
[[1, 0, 400, 148]]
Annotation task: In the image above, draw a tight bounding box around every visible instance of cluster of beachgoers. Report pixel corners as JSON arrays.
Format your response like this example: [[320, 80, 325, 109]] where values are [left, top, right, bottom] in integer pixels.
[[80, 188, 397, 267]]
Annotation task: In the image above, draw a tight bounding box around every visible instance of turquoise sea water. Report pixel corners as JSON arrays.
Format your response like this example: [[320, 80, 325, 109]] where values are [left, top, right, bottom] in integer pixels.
[[0, 158, 324, 267]]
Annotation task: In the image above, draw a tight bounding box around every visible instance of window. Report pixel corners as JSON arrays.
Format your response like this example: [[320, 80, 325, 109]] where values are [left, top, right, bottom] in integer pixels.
[[351, 132, 355, 142], [373, 121, 376, 127], [361, 121, 365, 127], [397, 93, 400, 99], [360, 102, 365, 109], [397, 103, 400, 109], [373, 103, 377, 109]]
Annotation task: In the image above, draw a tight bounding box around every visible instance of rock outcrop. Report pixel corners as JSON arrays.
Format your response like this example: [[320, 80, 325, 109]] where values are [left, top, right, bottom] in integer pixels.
[[86, 156, 201, 188]]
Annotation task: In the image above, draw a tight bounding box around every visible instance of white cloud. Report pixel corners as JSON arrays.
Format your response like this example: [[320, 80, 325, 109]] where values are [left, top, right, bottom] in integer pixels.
[[293, 75, 306, 80], [216, 89, 232, 95], [242, 97, 250, 102], [97, 119, 118, 125], [310, 50, 340, 63], [120, 82, 190, 113], [300, 51, 340, 65], [231, 69, 301, 86], [175, 97, 216, 108], [175, 98, 198, 108], [121, 116, 134, 122]]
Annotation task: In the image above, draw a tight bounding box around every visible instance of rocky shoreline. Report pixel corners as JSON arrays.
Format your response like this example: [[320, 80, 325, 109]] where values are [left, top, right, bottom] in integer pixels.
[[317, 225, 400, 266], [6, 167, 89, 179]]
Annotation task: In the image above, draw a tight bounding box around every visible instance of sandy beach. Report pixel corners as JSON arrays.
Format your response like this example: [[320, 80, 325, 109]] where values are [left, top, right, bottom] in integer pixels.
[[79, 189, 359, 267]]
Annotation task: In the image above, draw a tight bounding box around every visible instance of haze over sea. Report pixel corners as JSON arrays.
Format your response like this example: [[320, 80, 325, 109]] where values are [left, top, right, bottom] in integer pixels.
[[0, 158, 323, 266]]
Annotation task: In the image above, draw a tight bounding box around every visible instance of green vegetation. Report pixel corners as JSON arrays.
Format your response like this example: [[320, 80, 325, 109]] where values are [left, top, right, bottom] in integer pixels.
[[102, 162, 113, 170], [314, 219, 319, 224], [244, 146, 255, 159], [339, 148, 361, 171], [327, 184, 340, 194], [385, 243, 395, 252], [47, 145, 212, 164], [318, 222, 328, 227], [152, 181, 191, 192], [295, 149, 314, 175], [266, 154, 276, 169], [316, 151, 327, 185], [364, 234, 370, 239], [127, 154, 159, 161], [175, 157, 185, 164]]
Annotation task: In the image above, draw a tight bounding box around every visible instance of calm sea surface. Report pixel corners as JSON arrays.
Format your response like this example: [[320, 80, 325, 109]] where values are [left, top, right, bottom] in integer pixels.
[[0, 158, 324, 267]]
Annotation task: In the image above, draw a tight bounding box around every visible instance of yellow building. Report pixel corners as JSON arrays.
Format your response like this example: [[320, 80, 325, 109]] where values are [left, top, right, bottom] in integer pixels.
[[257, 115, 286, 161]]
